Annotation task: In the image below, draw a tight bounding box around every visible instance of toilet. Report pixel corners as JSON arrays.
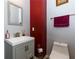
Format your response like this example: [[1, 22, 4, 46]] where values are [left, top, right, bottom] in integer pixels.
[[49, 42, 70, 59]]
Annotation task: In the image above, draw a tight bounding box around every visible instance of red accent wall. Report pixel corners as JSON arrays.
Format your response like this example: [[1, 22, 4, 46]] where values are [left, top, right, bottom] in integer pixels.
[[30, 0, 47, 56]]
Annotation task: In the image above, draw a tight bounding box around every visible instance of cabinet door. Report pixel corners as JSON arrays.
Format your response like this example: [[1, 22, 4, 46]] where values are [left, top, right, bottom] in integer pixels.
[[27, 40, 34, 54], [15, 43, 28, 59]]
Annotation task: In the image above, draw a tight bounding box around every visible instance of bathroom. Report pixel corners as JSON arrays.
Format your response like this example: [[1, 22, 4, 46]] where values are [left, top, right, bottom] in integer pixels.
[[4, 0, 75, 59]]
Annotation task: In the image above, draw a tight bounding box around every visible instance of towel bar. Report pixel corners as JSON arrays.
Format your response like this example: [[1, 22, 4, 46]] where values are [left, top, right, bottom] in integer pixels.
[[50, 14, 75, 20]]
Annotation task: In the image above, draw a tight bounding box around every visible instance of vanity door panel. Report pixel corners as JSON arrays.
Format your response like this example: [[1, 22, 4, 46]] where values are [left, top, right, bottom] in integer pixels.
[[26, 40, 34, 54], [15, 43, 28, 59]]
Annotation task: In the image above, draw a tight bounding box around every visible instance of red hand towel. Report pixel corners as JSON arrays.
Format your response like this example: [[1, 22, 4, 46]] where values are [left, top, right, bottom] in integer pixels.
[[54, 15, 69, 27]]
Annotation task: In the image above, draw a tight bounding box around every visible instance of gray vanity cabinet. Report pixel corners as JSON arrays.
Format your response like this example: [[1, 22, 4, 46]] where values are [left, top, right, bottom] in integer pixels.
[[5, 39, 34, 59]]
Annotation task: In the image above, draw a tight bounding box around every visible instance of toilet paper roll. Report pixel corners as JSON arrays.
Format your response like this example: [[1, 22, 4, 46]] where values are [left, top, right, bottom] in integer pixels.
[[38, 48, 43, 53]]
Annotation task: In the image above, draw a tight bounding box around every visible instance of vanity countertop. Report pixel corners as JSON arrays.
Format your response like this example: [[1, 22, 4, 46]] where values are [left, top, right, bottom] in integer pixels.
[[5, 36, 34, 46]]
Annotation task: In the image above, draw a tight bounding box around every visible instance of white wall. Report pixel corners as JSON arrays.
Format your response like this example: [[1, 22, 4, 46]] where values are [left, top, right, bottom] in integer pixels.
[[4, 0, 30, 37], [47, 0, 75, 59]]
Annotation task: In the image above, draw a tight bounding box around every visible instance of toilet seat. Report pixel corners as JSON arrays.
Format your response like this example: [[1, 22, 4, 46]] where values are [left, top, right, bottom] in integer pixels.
[[49, 43, 70, 59]]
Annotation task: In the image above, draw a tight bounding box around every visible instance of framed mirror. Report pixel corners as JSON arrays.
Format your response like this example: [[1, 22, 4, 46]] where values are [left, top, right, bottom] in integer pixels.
[[8, 2, 23, 25]]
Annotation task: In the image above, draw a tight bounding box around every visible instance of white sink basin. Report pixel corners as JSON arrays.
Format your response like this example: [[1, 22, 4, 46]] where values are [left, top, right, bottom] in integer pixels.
[[5, 36, 34, 46]]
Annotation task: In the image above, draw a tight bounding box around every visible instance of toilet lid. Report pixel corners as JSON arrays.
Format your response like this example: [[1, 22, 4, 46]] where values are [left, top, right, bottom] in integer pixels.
[[49, 45, 69, 59]]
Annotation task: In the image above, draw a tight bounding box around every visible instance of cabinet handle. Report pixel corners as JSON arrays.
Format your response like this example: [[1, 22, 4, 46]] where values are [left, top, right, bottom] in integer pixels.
[[25, 45, 29, 51]]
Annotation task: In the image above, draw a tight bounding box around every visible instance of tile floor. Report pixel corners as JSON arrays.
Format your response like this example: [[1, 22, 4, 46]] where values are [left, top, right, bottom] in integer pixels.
[[34, 55, 49, 59]]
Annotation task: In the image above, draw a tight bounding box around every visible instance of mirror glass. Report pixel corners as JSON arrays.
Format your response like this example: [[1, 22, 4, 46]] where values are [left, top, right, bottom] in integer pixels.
[[8, 2, 23, 25]]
